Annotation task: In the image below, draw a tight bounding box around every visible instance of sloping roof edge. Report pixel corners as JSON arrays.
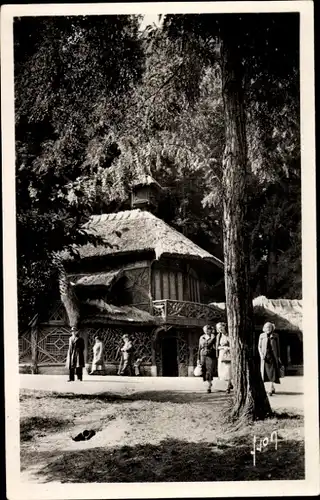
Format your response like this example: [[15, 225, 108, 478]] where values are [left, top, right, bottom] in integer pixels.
[[210, 296, 302, 331], [70, 269, 124, 288]]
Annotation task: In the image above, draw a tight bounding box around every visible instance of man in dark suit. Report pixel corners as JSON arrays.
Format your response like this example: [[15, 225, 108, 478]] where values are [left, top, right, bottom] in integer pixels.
[[66, 327, 85, 381]]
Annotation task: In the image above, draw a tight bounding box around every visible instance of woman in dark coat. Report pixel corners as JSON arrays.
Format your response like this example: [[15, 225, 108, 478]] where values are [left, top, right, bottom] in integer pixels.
[[66, 327, 85, 381], [197, 325, 217, 393], [258, 322, 281, 396]]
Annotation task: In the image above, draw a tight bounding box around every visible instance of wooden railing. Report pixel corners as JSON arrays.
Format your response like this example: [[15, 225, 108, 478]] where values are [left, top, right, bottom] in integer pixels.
[[152, 299, 223, 326]]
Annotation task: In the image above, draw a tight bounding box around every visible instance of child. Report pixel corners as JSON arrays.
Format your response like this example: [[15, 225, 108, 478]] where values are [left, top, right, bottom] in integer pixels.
[[134, 356, 145, 376]]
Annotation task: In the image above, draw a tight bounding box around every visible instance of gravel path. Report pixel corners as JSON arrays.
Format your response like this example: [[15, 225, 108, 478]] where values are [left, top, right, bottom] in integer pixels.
[[20, 374, 304, 412]]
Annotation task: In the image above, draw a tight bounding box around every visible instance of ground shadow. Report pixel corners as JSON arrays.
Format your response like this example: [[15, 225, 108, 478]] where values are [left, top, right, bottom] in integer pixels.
[[273, 410, 303, 420], [37, 390, 232, 404], [274, 392, 304, 396], [20, 416, 72, 442], [33, 437, 305, 483]]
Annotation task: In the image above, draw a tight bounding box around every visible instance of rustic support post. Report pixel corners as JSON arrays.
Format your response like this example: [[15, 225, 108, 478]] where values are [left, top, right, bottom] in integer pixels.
[[31, 325, 38, 374], [151, 340, 157, 377], [151, 326, 165, 377], [287, 344, 291, 366], [187, 330, 194, 377], [83, 329, 89, 373]]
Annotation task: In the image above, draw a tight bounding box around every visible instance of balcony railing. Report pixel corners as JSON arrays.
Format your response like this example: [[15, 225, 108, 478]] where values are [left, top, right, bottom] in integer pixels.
[[152, 299, 223, 326]]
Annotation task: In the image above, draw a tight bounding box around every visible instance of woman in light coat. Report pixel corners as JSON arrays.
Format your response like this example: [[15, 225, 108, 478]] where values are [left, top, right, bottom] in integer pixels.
[[90, 336, 105, 375], [119, 334, 134, 376], [216, 322, 233, 393], [258, 322, 281, 396]]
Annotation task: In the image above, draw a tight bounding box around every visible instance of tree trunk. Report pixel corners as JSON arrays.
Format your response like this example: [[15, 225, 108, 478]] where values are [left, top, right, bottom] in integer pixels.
[[53, 253, 79, 328], [60, 280, 80, 328], [220, 35, 271, 421]]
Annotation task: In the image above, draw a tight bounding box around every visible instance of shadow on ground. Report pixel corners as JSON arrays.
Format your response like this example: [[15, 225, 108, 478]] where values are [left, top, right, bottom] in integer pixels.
[[33, 437, 304, 483], [21, 389, 233, 404], [274, 392, 304, 396], [20, 416, 72, 442]]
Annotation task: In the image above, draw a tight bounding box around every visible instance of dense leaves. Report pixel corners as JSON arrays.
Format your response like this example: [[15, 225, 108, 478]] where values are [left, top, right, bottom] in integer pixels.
[[15, 15, 145, 326], [15, 13, 301, 328]]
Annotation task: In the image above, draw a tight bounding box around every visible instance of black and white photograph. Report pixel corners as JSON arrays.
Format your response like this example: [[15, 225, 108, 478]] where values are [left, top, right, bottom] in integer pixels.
[[2, 1, 318, 498]]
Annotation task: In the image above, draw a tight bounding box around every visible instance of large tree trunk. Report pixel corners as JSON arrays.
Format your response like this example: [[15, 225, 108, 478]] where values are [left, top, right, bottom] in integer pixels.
[[220, 35, 271, 421], [53, 253, 80, 328]]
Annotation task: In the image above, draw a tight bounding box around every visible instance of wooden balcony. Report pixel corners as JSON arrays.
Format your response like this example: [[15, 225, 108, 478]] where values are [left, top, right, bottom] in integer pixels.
[[152, 299, 223, 327]]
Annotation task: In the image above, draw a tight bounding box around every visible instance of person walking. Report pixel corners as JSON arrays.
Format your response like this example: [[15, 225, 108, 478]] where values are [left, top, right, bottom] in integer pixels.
[[216, 322, 233, 393], [66, 327, 85, 382], [118, 334, 133, 376], [134, 356, 145, 376], [258, 322, 281, 396], [89, 336, 105, 375], [197, 325, 217, 393]]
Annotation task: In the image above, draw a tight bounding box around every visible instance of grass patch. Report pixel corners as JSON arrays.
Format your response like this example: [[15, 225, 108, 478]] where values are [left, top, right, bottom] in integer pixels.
[[21, 416, 71, 442], [20, 388, 304, 482], [38, 438, 304, 482]]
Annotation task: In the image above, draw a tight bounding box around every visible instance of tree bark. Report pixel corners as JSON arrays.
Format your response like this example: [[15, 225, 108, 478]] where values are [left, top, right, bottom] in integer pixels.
[[220, 35, 271, 421], [53, 253, 80, 328], [60, 280, 80, 328]]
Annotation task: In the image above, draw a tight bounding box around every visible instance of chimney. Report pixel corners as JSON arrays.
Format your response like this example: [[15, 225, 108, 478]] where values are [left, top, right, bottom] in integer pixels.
[[131, 175, 162, 212]]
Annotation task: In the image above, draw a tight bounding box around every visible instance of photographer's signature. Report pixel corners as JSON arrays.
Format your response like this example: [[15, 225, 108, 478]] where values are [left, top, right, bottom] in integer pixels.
[[251, 431, 278, 466]]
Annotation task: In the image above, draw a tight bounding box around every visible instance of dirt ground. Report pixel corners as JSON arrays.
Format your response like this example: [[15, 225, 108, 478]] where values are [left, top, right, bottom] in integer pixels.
[[20, 375, 304, 483]]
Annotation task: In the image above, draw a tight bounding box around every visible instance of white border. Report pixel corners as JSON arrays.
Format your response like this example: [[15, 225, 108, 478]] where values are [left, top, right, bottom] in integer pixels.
[[1, 1, 318, 499]]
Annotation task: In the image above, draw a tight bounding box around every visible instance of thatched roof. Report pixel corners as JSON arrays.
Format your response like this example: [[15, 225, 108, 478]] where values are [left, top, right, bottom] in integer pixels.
[[209, 296, 302, 332], [70, 269, 123, 288], [69, 209, 223, 267], [253, 296, 302, 332], [81, 299, 155, 324]]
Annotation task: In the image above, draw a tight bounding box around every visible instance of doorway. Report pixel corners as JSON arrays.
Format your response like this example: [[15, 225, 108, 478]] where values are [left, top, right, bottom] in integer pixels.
[[162, 336, 178, 376]]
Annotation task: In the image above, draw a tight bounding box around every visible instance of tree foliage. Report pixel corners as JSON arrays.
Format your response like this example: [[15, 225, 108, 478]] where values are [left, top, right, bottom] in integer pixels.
[[15, 15, 145, 326], [15, 12, 301, 333]]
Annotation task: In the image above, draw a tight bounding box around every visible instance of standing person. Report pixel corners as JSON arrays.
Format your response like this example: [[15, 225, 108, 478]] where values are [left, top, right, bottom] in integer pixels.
[[197, 325, 217, 393], [216, 322, 233, 393], [66, 327, 85, 382], [258, 322, 281, 396], [89, 336, 105, 375], [119, 334, 133, 376], [134, 356, 145, 376]]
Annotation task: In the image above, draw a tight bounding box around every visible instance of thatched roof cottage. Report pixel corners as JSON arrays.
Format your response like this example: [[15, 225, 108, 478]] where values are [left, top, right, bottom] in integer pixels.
[[18, 177, 303, 376], [19, 179, 226, 376]]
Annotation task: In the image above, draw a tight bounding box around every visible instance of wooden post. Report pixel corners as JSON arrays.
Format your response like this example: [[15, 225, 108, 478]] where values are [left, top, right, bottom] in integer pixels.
[[83, 329, 89, 373], [151, 340, 157, 376], [287, 344, 292, 365], [187, 330, 194, 377], [31, 325, 38, 375]]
